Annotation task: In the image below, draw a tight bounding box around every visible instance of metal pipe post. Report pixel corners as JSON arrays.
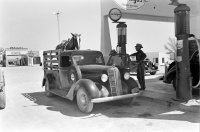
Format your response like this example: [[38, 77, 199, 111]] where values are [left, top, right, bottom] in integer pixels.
[[174, 4, 192, 101], [54, 11, 61, 44]]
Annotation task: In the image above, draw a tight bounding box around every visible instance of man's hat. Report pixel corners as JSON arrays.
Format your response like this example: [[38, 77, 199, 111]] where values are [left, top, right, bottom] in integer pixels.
[[109, 49, 117, 55], [135, 43, 143, 48]]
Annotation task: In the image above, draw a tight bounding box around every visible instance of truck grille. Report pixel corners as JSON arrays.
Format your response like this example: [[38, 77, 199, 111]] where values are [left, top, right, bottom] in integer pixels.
[[107, 67, 122, 96]]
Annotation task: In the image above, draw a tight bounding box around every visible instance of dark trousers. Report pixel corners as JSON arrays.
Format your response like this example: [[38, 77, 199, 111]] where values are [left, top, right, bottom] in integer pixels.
[[137, 63, 146, 89]]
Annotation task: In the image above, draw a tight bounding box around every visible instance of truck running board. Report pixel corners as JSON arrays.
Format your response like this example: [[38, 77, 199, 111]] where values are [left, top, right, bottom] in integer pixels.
[[49, 89, 69, 98], [91, 92, 141, 103]]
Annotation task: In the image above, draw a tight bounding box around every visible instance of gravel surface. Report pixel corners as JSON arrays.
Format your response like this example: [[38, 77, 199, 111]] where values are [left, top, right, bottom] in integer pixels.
[[0, 66, 199, 132]]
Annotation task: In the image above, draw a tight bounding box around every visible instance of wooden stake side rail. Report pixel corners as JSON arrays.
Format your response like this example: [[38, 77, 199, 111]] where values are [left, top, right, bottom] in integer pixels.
[[43, 50, 60, 70], [43, 55, 58, 58]]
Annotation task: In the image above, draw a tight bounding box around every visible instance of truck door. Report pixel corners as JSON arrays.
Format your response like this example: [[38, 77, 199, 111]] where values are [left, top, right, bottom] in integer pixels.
[[59, 54, 72, 90]]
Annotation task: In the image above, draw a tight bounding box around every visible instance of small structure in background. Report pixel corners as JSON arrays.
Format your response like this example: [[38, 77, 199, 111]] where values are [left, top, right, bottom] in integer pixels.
[[28, 50, 41, 66], [145, 52, 171, 73], [0, 47, 41, 67]]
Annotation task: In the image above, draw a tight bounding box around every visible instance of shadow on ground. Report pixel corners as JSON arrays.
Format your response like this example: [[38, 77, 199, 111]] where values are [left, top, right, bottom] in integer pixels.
[[22, 91, 200, 123]]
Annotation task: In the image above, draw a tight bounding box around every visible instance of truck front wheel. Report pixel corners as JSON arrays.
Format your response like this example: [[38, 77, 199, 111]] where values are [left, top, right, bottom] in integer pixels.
[[76, 87, 93, 113]]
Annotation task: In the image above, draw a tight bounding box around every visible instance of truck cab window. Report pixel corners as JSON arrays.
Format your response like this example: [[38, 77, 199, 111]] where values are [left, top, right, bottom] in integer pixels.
[[61, 56, 71, 67]]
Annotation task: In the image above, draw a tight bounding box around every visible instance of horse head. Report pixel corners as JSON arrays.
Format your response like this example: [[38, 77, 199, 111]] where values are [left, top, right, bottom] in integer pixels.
[[69, 33, 81, 50], [71, 33, 81, 39]]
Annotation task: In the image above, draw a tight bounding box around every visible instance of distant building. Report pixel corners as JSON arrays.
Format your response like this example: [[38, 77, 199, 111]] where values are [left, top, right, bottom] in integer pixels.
[[146, 52, 171, 66], [2, 47, 41, 67], [28, 51, 41, 65], [0, 48, 4, 62], [4, 47, 29, 66]]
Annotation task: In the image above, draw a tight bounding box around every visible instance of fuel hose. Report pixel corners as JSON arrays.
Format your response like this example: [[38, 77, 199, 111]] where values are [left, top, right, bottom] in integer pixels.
[[192, 36, 200, 88]]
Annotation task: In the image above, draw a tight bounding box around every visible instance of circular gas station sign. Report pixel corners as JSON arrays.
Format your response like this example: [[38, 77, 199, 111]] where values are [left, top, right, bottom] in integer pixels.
[[109, 8, 122, 22]]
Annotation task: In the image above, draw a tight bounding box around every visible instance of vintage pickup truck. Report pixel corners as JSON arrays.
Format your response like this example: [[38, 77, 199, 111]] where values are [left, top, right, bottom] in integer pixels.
[[42, 50, 140, 113], [0, 69, 6, 109], [163, 39, 200, 90]]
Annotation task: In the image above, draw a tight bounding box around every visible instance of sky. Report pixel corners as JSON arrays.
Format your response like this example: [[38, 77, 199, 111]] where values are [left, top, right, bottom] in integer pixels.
[[0, 0, 101, 51], [0, 0, 175, 53], [109, 19, 175, 53]]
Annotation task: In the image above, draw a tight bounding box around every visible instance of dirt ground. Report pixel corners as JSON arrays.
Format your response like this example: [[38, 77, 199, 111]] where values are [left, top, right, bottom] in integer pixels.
[[0, 66, 199, 132]]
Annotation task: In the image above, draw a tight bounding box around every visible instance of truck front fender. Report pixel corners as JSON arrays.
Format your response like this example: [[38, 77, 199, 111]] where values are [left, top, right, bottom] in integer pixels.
[[125, 77, 139, 89], [66, 79, 100, 101]]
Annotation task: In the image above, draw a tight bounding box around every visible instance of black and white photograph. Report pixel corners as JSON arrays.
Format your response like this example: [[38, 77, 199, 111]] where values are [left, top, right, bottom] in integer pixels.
[[0, 0, 200, 132]]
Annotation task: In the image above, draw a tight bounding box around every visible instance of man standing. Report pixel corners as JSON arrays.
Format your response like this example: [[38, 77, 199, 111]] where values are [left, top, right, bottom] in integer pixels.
[[130, 43, 147, 90]]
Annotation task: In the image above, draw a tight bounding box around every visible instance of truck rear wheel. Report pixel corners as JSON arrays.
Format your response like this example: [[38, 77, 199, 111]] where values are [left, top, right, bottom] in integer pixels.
[[45, 80, 53, 97], [76, 87, 93, 113]]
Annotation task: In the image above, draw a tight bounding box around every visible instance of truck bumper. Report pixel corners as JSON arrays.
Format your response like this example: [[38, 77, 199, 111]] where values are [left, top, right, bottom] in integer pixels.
[[91, 92, 141, 103]]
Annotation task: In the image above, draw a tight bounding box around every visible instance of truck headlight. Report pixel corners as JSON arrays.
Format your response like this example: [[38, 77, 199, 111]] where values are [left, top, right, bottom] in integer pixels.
[[101, 74, 108, 82], [124, 72, 130, 80]]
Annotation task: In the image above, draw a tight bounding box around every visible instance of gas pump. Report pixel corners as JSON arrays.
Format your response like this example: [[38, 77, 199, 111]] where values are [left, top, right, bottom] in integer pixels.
[[108, 8, 130, 66], [116, 22, 128, 66], [117, 22, 127, 54], [174, 4, 192, 101]]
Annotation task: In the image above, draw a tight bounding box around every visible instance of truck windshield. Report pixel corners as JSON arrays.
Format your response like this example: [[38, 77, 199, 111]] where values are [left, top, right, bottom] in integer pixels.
[[73, 53, 105, 65]]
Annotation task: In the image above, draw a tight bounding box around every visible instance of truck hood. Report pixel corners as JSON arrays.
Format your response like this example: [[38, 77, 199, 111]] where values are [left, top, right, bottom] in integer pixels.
[[79, 65, 111, 74], [78, 65, 112, 80]]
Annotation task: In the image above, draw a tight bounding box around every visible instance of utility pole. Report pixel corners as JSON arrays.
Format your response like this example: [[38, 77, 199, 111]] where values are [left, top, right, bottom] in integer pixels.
[[53, 11, 61, 43]]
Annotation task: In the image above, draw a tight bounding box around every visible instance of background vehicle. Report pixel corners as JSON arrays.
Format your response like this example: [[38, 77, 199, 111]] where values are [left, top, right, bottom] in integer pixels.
[[42, 50, 140, 113], [130, 59, 158, 75], [0, 69, 6, 109], [163, 39, 200, 90]]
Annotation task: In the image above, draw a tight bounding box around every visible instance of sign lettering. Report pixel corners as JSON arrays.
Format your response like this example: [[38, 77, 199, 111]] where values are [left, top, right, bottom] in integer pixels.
[[11, 52, 20, 55], [113, 0, 149, 10], [109, 8, 122, 22]]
